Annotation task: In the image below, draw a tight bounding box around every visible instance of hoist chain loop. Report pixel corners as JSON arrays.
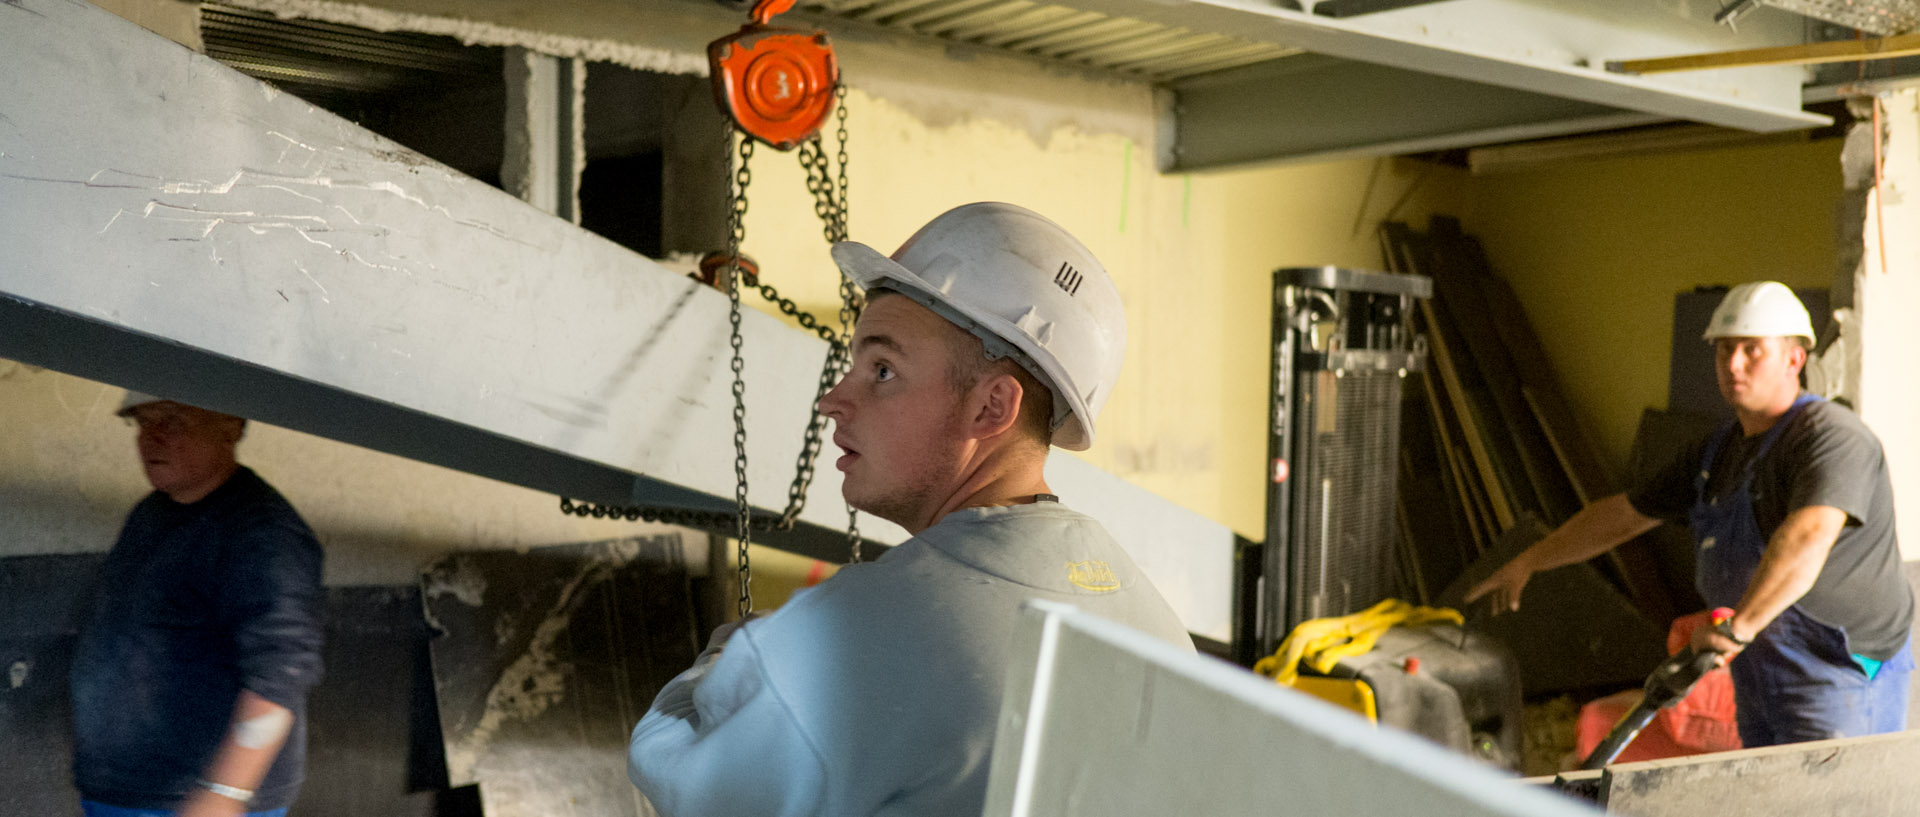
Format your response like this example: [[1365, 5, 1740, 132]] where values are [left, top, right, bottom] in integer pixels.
[[558, 496, 783, 532], [561, 88, 865, 573], [831, 87, 862, 562]]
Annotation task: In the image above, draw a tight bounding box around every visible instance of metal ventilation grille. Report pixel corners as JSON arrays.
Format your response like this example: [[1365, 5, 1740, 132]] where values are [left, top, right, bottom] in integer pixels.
[[1288, 369, 1407, 625], [795, 0, 1300, 81], [200, 3, 500, 108]]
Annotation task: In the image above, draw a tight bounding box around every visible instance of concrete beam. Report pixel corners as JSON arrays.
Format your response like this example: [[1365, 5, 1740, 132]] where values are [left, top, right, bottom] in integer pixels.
[[1857, 90, 1920, 566], [1600, 730, 1920, 815], [0, 0, 1233, 640], [502, 48, 586, 223]]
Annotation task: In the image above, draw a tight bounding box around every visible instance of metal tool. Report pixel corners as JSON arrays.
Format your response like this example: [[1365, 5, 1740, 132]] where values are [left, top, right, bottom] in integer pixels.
[[1578, 609, 1733, 769]]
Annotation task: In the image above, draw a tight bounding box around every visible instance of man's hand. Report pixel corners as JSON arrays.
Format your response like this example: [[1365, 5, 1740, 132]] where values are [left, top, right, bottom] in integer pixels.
[[1465, 557, 1535, 614], [1460, 494, 1661, 616], [177, 787, 247, 817], [1689, 623, 1747, 667]]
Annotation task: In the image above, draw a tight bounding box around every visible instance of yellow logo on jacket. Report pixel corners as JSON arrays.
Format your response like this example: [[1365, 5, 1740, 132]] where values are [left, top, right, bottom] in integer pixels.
[[1066, 560, 1121, 592]]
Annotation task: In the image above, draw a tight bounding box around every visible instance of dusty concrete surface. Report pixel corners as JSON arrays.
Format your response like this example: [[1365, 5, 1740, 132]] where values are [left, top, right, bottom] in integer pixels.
[[217, 0, 1153, 147], [1602, 730, 1920, 816], [216, 0, 710, 75]]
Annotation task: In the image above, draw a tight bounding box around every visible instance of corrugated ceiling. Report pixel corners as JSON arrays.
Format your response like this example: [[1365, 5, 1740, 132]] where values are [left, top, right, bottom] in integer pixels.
[[203, 0, 1297, 109], [200, 4, 500, 106], [794, 0, 1301, 81]]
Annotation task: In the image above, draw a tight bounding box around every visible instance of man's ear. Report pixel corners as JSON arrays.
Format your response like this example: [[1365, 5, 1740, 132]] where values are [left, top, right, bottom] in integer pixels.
[[968, 373, 1024, 441], [1786, 340, 1809, 376]]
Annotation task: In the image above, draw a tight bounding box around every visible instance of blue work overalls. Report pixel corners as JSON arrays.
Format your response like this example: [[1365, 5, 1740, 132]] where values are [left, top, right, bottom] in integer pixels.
[[1692, 393, 1913, 747]]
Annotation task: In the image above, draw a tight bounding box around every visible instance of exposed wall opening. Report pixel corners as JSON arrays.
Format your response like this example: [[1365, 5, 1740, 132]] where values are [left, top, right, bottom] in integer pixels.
[[580, 64, 709, 259], [199, 2, 719, 259], [201, 3, 508, 185]]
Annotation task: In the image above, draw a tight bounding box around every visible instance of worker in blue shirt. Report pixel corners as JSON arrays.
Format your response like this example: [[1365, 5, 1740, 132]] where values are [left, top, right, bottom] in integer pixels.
[[1469, 282, 1912, 747], [71, 393, 325, 817]]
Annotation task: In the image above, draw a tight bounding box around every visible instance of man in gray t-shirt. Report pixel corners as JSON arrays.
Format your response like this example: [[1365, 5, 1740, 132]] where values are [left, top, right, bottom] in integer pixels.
[[628, 203, 1191, 816], [1468, 282, 1911, 748]]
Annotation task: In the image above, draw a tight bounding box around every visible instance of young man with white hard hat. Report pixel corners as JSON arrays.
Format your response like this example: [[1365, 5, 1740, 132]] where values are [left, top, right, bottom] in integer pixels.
[[628, 202, 1191, 816], [1468, 282, 1912, 747]]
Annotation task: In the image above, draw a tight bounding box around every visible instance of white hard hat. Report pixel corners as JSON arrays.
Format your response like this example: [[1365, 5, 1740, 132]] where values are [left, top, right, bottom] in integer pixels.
[[1703, 281, 1815, 344], [830, 202, 1124, 451], [116, 390, 168, 417]]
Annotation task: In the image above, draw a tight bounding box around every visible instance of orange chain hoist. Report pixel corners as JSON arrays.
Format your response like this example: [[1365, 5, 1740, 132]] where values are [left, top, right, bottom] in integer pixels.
[[708, 0, 840, 149], [562, 0, 860, 611]]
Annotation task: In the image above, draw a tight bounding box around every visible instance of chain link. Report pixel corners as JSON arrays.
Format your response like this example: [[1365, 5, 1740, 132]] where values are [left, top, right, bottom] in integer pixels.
[[729, 129, 757, 616], [832, 88, 862, 563], [563, 87, 864, 572], [835, 86, 851, 244], [798, 88, 864, 562], [558, 496, 783, 532]]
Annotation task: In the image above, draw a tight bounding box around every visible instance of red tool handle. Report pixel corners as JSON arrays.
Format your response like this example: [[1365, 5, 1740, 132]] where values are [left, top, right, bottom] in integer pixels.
[[1710, 607, 1735, 626]]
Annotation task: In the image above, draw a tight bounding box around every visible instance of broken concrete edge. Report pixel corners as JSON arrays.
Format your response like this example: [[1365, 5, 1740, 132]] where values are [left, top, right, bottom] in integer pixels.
[[216, 0, 711, 76], [1599, 730, 1920, 815]]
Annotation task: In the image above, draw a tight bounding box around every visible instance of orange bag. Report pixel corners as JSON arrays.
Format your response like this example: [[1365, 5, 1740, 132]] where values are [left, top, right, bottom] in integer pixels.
[[1573, 611, 1742, 765]]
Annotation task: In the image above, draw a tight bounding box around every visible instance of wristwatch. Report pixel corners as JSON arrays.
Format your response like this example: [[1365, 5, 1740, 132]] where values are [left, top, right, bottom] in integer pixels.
[[1713, 615, 1751, 646], [198, 779, 254, 802]]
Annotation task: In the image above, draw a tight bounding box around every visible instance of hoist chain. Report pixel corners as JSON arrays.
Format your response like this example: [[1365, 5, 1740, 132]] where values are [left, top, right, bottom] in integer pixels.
[[733, 268, 844, 344], [727, 128, 755, 618], [559, 496, 782, 532], [561, 88, 864, 580], [833, 90, 863, 562], [798, 87, 863, 562]]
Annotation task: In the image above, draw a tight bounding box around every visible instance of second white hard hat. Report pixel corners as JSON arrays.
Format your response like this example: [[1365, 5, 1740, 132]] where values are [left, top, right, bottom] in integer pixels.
[[830, 202, 1125, 451], [1703, 281, 1815, 344], [116, 390, 169, 417]]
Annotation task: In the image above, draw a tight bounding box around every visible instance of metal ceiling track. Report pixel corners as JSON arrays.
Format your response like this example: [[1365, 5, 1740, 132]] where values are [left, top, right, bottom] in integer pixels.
[[193, 0, 1837, 169], [0, 0, 1232, 640], [798, 0, 1829, 170]]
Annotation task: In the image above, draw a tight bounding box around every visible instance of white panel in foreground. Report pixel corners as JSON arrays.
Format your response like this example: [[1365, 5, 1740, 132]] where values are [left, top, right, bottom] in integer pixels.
[[984, 601, 1599, 817]]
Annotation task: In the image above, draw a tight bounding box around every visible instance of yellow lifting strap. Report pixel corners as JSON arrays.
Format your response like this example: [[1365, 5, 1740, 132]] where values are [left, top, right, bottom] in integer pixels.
[[1253, 599, 1464, 686]]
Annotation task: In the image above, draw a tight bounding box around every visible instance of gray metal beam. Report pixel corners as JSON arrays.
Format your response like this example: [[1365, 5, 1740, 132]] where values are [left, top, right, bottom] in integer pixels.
[[1162, 53, 1662, 170], [0, 0, 1233, 639], [1062, 0, 1826, 133]]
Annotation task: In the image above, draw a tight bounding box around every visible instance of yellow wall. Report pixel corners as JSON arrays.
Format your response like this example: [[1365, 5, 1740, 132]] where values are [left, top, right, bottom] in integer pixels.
[[738, 129, 1854, 587], [741, 88, 1463, 539], [1463, 138, 1845, 475]]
